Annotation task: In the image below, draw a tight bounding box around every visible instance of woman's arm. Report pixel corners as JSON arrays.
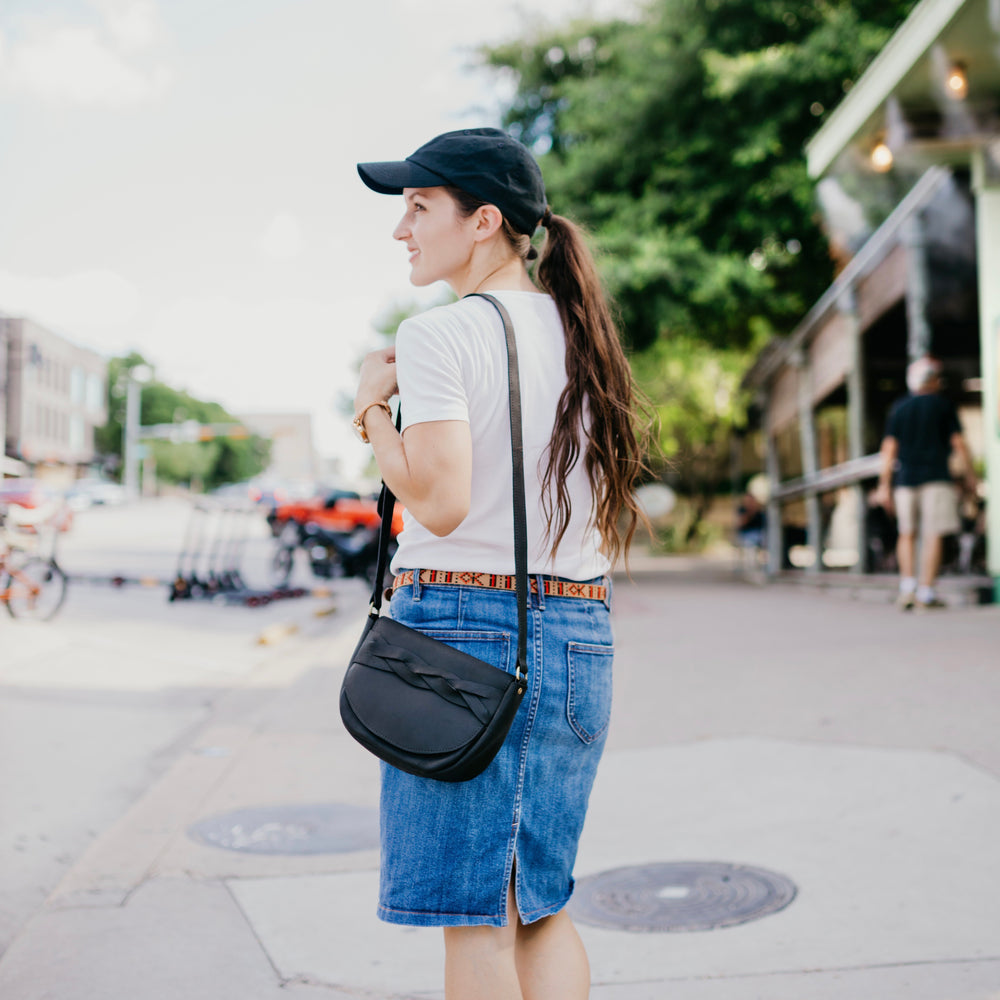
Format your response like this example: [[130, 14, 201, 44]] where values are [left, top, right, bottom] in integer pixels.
[[355, 347, 472, 536]]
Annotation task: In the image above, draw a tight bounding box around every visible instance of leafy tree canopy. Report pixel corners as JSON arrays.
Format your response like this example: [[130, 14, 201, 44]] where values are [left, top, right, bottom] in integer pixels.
[[94, 352, 270, 491], [483, 0, 918, 351], [477, 0, 918, 548]]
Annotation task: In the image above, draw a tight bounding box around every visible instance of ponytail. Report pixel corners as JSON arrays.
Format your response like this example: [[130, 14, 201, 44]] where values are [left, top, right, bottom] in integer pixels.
[[536, 213, 652, 567], [446, 186, 653, 567]]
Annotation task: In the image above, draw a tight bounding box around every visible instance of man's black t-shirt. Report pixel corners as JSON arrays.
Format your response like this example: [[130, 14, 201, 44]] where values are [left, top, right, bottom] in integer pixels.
[[885, 392, 961, 487]]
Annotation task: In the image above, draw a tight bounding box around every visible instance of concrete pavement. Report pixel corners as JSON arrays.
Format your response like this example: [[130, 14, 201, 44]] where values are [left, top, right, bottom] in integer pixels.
[[1, 544, 999, 999]]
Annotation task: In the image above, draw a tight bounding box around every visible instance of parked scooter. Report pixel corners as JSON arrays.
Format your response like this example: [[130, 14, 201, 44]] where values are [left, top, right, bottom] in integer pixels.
[[170, 502, 308, 605]]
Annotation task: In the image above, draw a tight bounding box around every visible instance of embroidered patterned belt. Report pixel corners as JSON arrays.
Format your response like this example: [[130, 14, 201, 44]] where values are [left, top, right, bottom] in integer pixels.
[[390, 569, 608, 602]]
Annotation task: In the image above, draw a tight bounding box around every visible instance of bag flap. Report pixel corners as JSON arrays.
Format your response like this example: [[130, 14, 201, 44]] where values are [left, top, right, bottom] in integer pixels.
[[343, 617, 514, 755]]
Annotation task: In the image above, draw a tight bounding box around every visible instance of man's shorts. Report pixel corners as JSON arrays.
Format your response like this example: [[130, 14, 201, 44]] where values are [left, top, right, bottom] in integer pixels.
[[894, 482, 960, 537]]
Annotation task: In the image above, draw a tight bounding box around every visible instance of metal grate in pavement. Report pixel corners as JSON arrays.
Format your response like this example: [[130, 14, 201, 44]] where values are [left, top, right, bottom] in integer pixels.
[[570, 860, 797, 932], [188, 803, 378, 855]]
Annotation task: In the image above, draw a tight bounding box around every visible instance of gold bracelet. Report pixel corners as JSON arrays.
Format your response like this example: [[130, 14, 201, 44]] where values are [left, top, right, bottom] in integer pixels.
[[352, 401, 392, 444]]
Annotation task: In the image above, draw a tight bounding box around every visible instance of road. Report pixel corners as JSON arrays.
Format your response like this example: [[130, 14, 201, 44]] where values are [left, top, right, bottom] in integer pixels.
[[0, 496, 366, 955]]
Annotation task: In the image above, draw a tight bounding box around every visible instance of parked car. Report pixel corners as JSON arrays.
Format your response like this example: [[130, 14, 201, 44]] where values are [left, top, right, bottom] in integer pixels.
[[64, 476, 127, 511], [211, 478, 315, 509], [266, 488, 404, 538]]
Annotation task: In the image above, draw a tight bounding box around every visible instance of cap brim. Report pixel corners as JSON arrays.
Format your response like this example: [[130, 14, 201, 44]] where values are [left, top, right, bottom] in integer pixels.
[[357, 160, 450, 194]]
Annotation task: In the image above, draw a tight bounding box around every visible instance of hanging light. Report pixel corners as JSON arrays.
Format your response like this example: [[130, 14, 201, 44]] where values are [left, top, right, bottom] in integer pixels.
[[945, 61, 969, 100], [870, 141, 894, 173]]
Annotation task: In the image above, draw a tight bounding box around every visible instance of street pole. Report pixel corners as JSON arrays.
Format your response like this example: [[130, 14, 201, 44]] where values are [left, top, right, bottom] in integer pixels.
[[122, 365, 152, 501], [123, 376, 141, 500]]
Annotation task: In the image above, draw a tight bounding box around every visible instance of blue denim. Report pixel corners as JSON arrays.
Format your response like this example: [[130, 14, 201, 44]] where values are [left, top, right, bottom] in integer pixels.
[[377, 574, 614, 927]]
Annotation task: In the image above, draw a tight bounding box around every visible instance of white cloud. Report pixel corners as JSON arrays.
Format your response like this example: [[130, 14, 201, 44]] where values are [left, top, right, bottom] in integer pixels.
[[0, 0, 645, 477], [0, 3, 169, 107], [253, 214, 303, 262], [0, 268, 141, 348], [92, 0, 162, 52]]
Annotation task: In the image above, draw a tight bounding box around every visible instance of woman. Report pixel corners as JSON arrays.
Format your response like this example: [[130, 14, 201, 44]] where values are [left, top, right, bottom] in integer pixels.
[[353, 127, 648, 999]]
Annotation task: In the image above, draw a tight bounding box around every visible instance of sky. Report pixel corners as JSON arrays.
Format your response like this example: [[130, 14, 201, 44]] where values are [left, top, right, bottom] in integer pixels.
[[0, 0, 632, 483]]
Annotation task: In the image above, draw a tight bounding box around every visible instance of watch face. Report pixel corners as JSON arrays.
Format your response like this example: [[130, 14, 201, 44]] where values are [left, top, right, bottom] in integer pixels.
[[352, 417, 368, 443]]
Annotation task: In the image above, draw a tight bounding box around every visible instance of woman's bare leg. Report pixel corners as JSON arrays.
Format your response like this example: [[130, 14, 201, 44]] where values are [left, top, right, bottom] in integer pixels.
[[443, 879, 522, 1000], [442, 875, 589, 1000], [515, 908, 590, 1000]]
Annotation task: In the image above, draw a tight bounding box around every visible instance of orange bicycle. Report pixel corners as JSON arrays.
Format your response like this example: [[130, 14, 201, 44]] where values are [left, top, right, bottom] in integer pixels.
[[1, 506, 68, 620]]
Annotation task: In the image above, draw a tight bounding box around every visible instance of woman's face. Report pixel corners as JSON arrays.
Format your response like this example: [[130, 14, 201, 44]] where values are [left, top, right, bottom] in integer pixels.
[[394, 187, 476, 288]]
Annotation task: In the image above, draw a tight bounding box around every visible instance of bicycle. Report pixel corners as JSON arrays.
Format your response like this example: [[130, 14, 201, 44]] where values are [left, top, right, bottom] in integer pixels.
[[0, 505, 69, 620]]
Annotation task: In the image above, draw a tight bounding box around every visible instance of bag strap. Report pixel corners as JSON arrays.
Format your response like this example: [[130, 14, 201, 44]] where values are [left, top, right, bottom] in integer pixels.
[[366, 292, 528, 682], [472, 293, 528, 682]]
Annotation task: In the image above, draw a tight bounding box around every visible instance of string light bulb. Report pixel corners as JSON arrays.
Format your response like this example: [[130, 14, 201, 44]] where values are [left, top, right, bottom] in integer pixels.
[[871, 141, 894, 173], [946, 61, 968, 100]]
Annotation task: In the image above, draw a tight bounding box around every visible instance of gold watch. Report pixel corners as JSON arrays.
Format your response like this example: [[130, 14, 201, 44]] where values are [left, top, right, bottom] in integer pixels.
[[353, 401, 392, 443]]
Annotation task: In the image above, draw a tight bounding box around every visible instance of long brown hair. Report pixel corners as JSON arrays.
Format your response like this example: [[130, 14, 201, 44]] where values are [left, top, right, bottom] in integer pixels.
[[447, 187, 652, 567]]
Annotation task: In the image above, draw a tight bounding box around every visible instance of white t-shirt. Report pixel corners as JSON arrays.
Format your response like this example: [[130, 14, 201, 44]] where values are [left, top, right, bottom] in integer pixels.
[[391, 290, 610, 580]]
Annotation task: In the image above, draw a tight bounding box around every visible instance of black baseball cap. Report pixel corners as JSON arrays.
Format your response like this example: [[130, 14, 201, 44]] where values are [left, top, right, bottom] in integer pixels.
[[357, 127, 547, 236]]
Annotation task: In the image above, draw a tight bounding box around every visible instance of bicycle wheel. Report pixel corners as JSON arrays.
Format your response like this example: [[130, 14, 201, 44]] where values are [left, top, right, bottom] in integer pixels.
[[4, 558, 68, 620]]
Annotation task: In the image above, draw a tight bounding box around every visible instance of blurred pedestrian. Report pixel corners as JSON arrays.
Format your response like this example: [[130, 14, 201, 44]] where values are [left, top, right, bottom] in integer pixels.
[[735, 488, 766, 550], [353, 128, 650, 999], [873, 356, 978, 609]]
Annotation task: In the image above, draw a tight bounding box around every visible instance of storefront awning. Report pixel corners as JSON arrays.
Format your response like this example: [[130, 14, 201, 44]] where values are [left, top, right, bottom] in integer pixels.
[[807, 0, 1000, 179]]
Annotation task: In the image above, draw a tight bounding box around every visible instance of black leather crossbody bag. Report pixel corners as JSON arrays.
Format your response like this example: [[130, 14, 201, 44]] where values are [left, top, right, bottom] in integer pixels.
[[339, 293, 529, 782]]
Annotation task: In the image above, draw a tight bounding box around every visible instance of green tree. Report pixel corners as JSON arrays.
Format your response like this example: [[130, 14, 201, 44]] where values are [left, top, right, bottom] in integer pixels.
[[479, 0, 917, 547], [631, 335, 754, 546], [94, 352, 271, 490], [484, 0, 918, 351], [93, 352, 145, 460]]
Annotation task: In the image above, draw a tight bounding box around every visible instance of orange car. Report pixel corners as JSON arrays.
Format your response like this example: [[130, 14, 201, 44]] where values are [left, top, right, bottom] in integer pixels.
[[267, 489, 404, 537]]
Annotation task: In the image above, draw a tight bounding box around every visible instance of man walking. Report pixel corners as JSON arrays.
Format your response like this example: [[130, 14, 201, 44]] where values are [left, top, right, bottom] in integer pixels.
[[874, 356, 978, 610]]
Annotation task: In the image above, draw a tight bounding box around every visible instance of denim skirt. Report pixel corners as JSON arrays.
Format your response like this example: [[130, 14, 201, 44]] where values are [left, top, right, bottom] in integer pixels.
[[377, 573, 614, 927]]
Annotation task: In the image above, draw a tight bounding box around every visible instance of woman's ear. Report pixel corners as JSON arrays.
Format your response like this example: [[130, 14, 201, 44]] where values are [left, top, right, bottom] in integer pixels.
[[472, 204, 504, 242]]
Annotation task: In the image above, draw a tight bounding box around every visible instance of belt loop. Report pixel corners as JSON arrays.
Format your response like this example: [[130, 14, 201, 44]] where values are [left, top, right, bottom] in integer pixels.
[[412, 569, 423, 601], [602, 575, 613, 611], [533, 573, 545, 610]]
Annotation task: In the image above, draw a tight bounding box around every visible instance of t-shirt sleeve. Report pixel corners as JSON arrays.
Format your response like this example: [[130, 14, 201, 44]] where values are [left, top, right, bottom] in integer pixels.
[[395, 314, 469, 431]]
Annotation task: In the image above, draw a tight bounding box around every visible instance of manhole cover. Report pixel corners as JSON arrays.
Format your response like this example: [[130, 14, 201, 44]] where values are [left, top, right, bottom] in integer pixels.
[[188, 804, 378, 855], [570, 861, 797, 932]]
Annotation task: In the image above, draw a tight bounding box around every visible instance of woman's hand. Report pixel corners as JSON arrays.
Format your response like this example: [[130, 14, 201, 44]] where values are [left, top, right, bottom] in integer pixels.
[[353, 344, 471, 535], [355, 347, 397, 412]]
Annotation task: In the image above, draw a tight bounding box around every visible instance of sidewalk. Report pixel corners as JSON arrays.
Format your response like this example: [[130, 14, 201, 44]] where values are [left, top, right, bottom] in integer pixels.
[[1, 559, 998, 999]]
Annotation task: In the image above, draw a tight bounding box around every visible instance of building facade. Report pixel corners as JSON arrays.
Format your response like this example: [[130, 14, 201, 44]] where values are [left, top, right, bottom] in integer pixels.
[[743, 0, 999, 597], [2, 316, 108, 475], [236, 411, 317, 483]]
